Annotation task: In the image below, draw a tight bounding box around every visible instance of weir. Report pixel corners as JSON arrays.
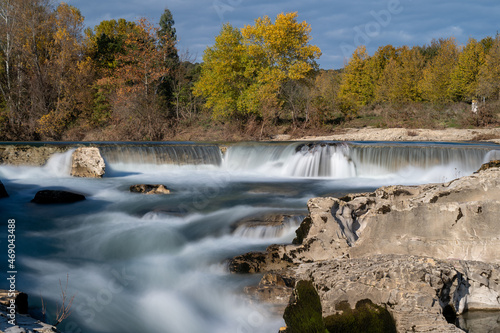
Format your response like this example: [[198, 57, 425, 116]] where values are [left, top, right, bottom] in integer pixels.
[[223, 142, 498, 179], [99, 144, 223, 166]]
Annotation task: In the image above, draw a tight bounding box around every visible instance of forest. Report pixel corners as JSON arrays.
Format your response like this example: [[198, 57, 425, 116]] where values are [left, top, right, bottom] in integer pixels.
[[1, 1, 499, 141]]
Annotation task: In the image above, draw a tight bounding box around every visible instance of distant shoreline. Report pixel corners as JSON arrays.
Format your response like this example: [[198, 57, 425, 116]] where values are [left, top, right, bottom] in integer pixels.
[[272, 127, 500, 144]]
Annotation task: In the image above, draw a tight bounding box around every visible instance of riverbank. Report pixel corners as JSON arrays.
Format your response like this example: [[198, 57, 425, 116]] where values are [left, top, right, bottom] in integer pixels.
[[279, 127, 500, 144]]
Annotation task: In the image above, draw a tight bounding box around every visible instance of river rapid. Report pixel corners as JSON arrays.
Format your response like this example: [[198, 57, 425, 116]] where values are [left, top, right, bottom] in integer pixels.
[[1, 141, 499, 333]]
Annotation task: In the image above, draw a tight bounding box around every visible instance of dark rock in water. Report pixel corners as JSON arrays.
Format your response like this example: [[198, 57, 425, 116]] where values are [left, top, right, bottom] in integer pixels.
[[475, 159, 500, 173], [31, 190, 86, 204], [0, 290, 28, 314], [0, 180, 8, 198], [130, 184, 171, 195], [228, 251, 268, 274]]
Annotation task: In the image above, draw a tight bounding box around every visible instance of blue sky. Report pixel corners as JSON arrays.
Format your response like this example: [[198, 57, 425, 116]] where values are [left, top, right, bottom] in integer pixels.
[[67, 0, 500, 69]]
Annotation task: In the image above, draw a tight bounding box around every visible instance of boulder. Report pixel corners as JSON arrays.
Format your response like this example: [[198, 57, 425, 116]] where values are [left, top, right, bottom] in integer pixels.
[[70, 147, 105, 178], [130, 184, 170, 195], [0, 180, 8, 198], [31, 190, 86, 204]]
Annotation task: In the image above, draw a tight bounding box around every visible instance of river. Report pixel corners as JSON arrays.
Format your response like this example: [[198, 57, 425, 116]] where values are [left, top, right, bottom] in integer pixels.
[[1, 141, 499, 333]]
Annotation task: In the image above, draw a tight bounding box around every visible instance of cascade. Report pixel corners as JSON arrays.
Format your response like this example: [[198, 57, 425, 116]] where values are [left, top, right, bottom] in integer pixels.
[[99, 144, 223, 166]]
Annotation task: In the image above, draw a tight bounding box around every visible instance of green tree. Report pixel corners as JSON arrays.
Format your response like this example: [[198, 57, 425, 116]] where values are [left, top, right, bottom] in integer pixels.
[[450, 38, 485, 101]]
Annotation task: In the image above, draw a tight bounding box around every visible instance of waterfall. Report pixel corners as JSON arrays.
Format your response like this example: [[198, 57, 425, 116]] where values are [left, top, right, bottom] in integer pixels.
[[223, 142, 356, 178], [99, 144, 223, 166], [223, 142, 497, 180]]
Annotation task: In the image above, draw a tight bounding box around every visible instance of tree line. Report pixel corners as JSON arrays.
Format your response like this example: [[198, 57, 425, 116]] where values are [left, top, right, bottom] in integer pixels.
[[1, 3, 499, 141]]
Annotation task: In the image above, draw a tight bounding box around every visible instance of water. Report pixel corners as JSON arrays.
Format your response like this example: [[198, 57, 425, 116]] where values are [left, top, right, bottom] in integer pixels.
[[1, 141, 499, 333]]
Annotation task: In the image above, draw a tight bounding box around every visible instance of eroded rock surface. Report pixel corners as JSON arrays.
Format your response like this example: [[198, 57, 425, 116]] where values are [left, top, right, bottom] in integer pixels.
[[0, 146, 70, 166]]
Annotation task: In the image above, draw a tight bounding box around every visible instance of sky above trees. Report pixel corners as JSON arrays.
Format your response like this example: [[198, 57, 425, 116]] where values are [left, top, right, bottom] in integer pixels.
[[67, 0, 499, 69]]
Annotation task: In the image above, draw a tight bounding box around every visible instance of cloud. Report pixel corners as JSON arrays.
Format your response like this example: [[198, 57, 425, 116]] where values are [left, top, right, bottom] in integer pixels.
[[68, 0, 500, 69]]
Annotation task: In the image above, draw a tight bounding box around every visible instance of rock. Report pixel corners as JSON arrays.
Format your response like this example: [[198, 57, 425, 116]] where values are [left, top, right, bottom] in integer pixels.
[[129, 184, 171, 195], [31, 190, 86, 204], [0, 180, 8, 198], [0, 145, 70, 166], [70, 147, 105, 178], [293, 255, 499, 332], [475, 159, 500, 173], [244, 273, 295, 314], [0, 290, 28, 314], [231, 214, 304, 238], [228, 244, 294, 274]]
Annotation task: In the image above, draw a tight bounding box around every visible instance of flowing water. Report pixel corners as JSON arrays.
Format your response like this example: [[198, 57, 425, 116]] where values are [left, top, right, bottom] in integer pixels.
[[1, 141, 499, 333]]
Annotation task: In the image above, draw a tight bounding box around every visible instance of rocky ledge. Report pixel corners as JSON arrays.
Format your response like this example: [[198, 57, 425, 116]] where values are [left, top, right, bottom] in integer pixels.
[[231, 162, 500, 332]]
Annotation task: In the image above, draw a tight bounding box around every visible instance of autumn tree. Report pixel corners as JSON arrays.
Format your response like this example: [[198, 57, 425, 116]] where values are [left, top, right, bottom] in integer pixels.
[[449, 38, 485, 102], [478, 36, 500, 100], [97, 18, 174, 139], [194, 12, 321, 121], [376, 46, 425, 102], [420, 38, 459, 102], [337, 46, 373, 114]]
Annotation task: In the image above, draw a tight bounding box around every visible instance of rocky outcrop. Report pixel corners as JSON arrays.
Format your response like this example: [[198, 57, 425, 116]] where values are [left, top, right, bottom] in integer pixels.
[[293, 255, 500, 332], [284, 166, 500, 265], [0, 180, 8, 198], [70, 147, 105, 178], [0, 290, 28, 314], [129, 184, 171, 195], [0, 145, 70, 166], [231, 214, 304, 238], [31, 190, 86, 204], [233, 165, 500, 332]]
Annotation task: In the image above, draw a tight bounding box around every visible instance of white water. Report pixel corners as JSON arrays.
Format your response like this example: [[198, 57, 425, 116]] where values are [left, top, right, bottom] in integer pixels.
[[1, 141, 499, 333]]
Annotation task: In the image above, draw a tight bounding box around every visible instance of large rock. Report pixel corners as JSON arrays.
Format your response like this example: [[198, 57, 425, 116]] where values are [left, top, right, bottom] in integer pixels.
[[0, 180, 8, 198], [70, 147, 105, 178], [0, 290, 28, 314], [232, 165, 500, 332], [31, 190, 86, 204], [129, 184, 170, 195], [292, 255, 500, 332]]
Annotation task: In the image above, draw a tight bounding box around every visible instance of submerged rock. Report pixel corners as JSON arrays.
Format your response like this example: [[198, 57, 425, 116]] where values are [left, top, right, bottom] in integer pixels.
[[130, 184, 171, 195], [31, 190, 86, 204], [71, 147, 105, 178], [0, 180, 8, 198]]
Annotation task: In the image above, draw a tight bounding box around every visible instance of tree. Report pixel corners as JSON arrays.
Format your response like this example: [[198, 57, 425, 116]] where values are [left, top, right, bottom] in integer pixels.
[[194, 12, 321, 121], [337, 45, 373, 114], [478, 36, 500, 100], [376, 46, 425, 102], [420, 37, 459, 102], [450, 38, 485, 101], [157, 8, 179, 112]]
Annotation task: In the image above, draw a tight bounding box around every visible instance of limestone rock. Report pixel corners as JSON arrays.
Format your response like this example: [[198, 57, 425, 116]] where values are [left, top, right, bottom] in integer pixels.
[[244, 273, 295, 314], [231, 214, 303, 238], [293, 255, 500, 332], [0, 180, 8, 198], [70, 147, 105, 178], [0, 146, 69, 166], [129, 184, 170, 195], [31, 190, 86, 204], [475, 159, 500, 173]]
